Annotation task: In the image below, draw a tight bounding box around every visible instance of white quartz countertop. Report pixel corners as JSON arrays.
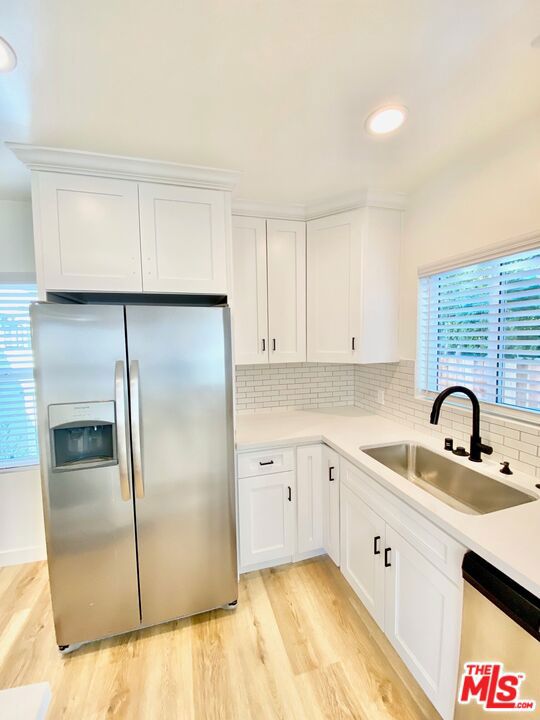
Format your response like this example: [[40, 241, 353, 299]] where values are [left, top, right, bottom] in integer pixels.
[[236, 407, 540, 597]]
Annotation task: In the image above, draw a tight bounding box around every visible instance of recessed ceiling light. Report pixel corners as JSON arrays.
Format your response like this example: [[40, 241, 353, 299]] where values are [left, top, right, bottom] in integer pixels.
[[366, 105, 408, 136], [0, 37, 17, 73]]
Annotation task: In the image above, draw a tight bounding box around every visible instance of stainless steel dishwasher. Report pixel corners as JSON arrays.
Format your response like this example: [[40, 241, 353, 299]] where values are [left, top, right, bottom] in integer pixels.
[[455, 552, 539, 718]]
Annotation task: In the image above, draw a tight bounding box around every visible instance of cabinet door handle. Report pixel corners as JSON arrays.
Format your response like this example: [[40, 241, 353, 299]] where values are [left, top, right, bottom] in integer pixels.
[[287, 485, 292, 502], [384, 547, 392, 567], [272, 338, 276, 351], [352, 337, 356, 351], [259, 460, 274, 466], [373, 536, 381, 555], [329, 465, 335, 481], [262, 338, 266, 352]]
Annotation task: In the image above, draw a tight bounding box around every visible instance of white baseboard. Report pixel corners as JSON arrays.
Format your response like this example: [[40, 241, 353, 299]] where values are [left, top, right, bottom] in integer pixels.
[[0, 545, 46, 567], [293, 547, 326, 563], [239, 548, 326, 574]]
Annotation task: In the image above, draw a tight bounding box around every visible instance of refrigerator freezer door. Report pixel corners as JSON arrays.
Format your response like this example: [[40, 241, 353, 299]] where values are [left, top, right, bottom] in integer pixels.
[[125, 305, 237, 626], [31, 304, 140, 646]]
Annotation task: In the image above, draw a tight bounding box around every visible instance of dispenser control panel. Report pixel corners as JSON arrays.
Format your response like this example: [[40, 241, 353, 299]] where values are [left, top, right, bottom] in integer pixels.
[[48, 401, 117, 472]]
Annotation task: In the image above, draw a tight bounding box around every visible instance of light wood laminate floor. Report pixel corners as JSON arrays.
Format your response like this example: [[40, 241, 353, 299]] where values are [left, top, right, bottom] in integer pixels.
[[0, 556, 440, 719]]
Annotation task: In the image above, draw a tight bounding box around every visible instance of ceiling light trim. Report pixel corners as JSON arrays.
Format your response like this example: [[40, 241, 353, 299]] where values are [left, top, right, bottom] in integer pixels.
[[365, 104, 408, 136]]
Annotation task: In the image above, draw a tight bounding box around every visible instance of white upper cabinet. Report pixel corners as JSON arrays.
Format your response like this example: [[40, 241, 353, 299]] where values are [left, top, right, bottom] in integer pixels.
[[307, 207, 401, 364], [231, 217, 268, 365], [267, 220, 306, 363], [35, 172, 142, 292], [232, 216, 306, 365], [139, 183, 227, 294], [307, 211, 362, 363], [359, 207, 401, 363], [10, 144, 239, 298]]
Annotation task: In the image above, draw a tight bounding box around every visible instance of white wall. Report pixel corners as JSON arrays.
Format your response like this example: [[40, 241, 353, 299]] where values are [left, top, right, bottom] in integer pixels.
[[0, 468, 46, 566], [0, 199, 45, 566], [400, 115, 540, 360], [0, 199, 35, 274]]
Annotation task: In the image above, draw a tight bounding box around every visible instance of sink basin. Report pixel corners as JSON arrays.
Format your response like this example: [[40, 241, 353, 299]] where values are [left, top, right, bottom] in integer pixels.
[[361, 443, 538, 515]]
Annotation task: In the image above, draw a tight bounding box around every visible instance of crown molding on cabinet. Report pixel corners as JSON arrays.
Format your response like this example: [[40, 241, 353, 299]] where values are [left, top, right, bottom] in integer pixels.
[[233, 190, 406, 221], [7, 143, 241, 192], [231, 199, 306, 221], [305, 189, 407, 219]]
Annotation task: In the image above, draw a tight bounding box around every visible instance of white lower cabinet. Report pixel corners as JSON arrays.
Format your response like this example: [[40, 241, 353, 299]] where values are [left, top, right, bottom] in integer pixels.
[[340, 483, 386, 629], [296, 445, 323, 557], [237, 445, 463, 718], [238, 470, 295, 569], [384, 525, 462, 720], [322, 446, 340, 565], [237, 444, 326, 572], [340, 459, 463, 720]]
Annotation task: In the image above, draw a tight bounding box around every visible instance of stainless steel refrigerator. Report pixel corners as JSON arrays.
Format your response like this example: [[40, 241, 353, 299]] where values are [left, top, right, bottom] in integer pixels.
[[31, 302, 237, 651]]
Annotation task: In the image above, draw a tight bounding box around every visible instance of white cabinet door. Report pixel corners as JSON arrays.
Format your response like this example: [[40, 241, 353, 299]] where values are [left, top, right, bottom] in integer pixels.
[[231, 217, 268, 364], [267, 219, 306, 363], [139, 183, 227, 294], [296, 445, 323, 557], [322, 446, 340, 566], [36, 172, 142, 292], [340, 482, 386, 630], [307, 207, 401, 364], [356, 207, 400, 363], [384, 525, 462, 720], [238, 471, 295, 570], [307, 211, 362, 363]]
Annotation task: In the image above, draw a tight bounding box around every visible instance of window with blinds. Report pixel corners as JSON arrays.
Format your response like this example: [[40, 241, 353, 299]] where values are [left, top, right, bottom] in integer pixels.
[[0, 282, 39, 469], [418, 246, 540, 413]]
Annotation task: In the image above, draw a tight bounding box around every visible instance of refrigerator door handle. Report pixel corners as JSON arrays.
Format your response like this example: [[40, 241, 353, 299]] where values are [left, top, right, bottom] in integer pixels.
[[114, 360, 132, 501], [130, 360, 145, 499]]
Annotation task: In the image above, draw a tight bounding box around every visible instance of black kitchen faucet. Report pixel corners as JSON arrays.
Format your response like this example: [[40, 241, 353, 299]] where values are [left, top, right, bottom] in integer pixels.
[[430, 385, 493, 462]]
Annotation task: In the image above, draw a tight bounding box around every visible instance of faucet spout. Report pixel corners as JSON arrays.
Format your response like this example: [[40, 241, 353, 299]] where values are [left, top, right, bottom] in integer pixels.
[[429, 385, 493, 462]]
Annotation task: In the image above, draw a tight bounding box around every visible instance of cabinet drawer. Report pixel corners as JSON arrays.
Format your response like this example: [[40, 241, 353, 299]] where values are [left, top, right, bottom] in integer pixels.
[[237, 447, 295, 478]]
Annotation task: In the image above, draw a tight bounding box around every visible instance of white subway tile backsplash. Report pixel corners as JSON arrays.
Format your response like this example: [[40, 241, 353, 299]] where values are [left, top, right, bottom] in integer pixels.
[[354, 360, 540, 479], [234, 358, 540, 477], [235, 363, 354, 413]]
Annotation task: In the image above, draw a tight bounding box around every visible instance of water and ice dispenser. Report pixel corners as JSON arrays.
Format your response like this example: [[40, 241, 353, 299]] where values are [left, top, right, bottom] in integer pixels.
[[48, 401, 117, 471]]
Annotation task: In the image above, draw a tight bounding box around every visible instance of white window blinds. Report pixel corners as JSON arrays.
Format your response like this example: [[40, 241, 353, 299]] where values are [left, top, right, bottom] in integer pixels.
[[0, 282, 39, 469], [418, 247, 540, 413]]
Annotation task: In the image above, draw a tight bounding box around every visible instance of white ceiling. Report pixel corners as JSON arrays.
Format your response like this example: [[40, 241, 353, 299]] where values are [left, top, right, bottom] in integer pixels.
[[1, 0, 540, 204]]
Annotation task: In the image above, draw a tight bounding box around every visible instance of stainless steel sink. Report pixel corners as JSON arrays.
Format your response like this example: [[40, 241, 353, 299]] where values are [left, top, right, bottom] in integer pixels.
[[361, 443, 538, 515]]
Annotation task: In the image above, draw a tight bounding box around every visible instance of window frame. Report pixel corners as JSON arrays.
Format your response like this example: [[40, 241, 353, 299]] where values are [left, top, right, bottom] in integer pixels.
[[0, 272, 40, 472], [415, 234, 540, 425]]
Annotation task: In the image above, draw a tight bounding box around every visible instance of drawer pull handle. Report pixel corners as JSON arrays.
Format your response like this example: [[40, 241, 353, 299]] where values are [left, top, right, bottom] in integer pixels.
[[384, 547, 392, 568], [288, 486, 292, 502], [329, 465, 335, 481], [259, 460, 274, 466], [262, 338, 266, 352], [373, 536, 381, 555]]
